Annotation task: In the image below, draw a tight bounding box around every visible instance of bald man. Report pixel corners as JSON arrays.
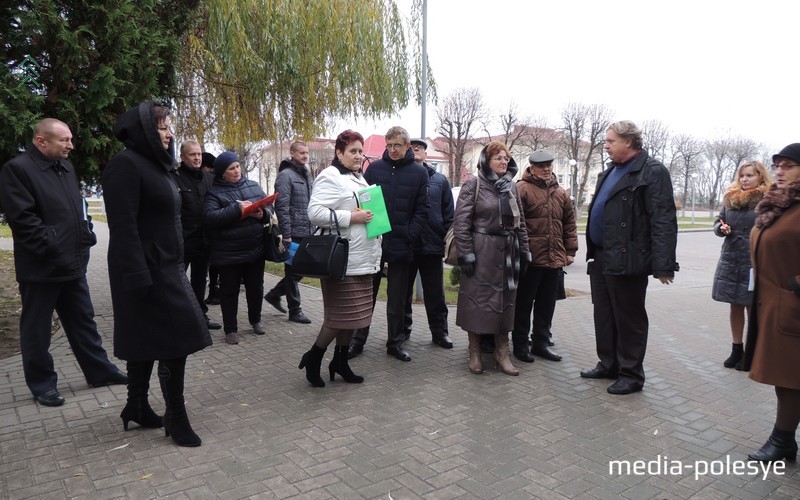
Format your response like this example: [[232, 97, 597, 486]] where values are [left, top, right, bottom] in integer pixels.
[[0, 119, 126, 406]]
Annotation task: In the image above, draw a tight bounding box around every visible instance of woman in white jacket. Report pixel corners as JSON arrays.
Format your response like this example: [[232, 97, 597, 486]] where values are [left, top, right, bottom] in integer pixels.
[[299, 130, 382, 387]]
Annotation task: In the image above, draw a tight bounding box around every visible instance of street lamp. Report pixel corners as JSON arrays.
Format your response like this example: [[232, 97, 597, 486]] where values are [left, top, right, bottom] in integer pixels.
[[568, 159, 578, 217], [691, 172, 698, 225]]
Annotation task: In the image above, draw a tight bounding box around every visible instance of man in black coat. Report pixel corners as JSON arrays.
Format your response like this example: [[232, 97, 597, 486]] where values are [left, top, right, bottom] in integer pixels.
[[404, 138, 454, 349], [174, 140, 221, 331], [0, 118, 127, 406], [580, 120, 678, 395], [264, 141, 313, 324], [349, 126, 429, 362]]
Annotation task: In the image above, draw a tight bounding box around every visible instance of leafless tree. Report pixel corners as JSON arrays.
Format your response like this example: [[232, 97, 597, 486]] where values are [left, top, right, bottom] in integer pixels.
[[670, 134, 705, 214], [641, 119, 671, 164], [479, 101, 531, 153], [559, 103, 612, 211], [704, 137, 738, 215], [435, 87, 486, 186]]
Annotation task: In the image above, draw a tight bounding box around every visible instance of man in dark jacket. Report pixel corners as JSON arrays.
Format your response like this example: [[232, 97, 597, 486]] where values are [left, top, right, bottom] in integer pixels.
[[174, 140, 221, 331], [580, 120, 678, 395], [349, 126, 429, 362], [404, 138, 454, 349], [0, 118, 127, 406], [264, 142, 313, 324]]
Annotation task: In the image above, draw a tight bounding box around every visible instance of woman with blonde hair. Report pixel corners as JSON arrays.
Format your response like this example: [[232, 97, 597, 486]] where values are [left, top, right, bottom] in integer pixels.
[[711, 160, 772, 369]]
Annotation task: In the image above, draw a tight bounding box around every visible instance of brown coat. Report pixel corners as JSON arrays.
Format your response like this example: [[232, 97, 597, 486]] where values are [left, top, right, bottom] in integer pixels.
[[517, 168, 578, 268], [454, 174, 530, 334], [747, 203, 800, 389]]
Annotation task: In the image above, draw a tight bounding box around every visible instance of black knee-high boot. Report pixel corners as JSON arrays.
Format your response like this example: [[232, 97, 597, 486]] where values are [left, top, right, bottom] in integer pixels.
[[298, 344, 326, 387], [120, 360, 162, 431], [329, 345, 364, 383], [158, 358, 201, 447]]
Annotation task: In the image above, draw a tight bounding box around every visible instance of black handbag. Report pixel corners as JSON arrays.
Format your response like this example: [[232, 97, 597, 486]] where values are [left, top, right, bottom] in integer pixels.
[[292, 209, 349, 280], [263, 212, 288, 262]]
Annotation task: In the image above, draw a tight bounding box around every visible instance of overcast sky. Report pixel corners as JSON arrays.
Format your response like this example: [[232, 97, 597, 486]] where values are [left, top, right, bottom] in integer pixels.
[[345, 0, 797, 153]]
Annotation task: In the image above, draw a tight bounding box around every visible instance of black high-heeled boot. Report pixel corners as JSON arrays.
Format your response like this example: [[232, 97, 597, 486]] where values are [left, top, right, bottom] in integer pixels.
[[298, 344, 326, 387], [723, 343, 743, 368], [329, 345, 364, 383], [120, 360, 162, 431], [158, 358, 201, 447], [748, 426, 798, 462]]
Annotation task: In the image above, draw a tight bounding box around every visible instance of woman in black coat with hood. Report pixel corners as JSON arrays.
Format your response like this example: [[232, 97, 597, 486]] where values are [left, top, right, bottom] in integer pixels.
[[102, 102, 212, 447]]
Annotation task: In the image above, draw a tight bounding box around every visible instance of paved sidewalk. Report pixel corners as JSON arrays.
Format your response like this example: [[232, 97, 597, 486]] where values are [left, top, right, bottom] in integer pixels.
[[0, 227, 798, 499]]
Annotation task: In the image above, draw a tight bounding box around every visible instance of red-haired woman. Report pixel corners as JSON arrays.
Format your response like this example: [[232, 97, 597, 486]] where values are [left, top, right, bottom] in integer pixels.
[[453, 141, 531, 375], [299, 130, 382, 387]]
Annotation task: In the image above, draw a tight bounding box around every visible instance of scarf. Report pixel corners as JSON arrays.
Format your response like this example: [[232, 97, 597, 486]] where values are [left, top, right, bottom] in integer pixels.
[[480, 167, 519, 229], [755, 180, 800, 228], [723, 185, 768, 210]]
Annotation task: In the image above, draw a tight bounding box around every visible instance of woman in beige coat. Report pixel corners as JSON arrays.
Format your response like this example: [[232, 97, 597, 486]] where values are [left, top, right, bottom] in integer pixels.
[[743, 143, 800, 462], [454, 141, 531, 375]]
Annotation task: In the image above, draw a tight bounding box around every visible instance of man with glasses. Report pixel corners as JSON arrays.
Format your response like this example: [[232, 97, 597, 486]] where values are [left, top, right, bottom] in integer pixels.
[[404, 138, 455, 350], [581, 120, 678, 395], [349, 126, 429, 362], [0, 118, 127, 406]]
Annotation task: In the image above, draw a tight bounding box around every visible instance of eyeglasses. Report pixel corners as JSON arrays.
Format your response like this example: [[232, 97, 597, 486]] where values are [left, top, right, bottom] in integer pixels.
[[491, 156, 510, 163], [771, 163, 800, 171], [386, 143, 406, 150]]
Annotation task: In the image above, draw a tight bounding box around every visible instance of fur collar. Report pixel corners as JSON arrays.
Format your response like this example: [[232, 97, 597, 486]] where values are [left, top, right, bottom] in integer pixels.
[[723, 185, 768, 210], [755, 180, 800, 228]]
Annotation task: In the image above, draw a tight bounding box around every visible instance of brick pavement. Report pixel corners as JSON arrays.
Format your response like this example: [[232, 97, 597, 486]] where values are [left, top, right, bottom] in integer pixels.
[[1, 225, 798, 499]]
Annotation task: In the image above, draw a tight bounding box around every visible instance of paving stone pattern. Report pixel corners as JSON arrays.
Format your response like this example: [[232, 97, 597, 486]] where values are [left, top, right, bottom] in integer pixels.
[[0, 226, 798, 499]]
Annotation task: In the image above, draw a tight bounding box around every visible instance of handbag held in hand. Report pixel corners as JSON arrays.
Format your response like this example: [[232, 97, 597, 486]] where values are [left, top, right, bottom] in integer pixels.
[[292, 209, 349, 280]]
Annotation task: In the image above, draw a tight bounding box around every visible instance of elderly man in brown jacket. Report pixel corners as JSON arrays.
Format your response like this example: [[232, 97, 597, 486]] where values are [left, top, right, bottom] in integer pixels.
[[512, 150, 578, 363]]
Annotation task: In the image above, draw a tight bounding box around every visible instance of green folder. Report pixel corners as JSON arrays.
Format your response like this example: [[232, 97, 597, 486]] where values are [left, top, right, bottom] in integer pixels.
[[356, 185, 392, 238]]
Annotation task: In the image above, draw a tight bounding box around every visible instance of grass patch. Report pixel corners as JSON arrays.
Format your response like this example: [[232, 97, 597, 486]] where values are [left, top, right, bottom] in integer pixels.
[[0, 224, 11, 238], [91, 215, 107, 224], [265, 261, 460, 305], [0, 250, 21, 359]]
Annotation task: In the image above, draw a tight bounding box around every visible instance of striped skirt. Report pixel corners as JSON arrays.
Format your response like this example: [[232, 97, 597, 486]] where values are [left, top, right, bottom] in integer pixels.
[[320, 274, 375, 330]]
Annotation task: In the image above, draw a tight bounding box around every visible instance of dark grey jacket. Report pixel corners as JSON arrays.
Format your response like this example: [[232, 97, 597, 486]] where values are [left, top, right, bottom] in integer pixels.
[[274, 159, 313, 239], [585, 152, 678, 277]]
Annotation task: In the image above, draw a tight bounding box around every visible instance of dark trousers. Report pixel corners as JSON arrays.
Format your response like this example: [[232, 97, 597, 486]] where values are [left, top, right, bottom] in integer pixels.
[[353, 260, 411, 350], [218, 260, 265, 333], [184, 251, 210, 315], [512, 267, 559, 349], [266, 265, 303, 313], [589, 256, 649, 383], [19, 277, 117, 397], [208, 265, 219, 290], [404, 254, 449, 338]]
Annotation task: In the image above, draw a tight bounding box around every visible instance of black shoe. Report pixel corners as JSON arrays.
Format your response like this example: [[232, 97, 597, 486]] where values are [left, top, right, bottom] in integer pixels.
[[91, 369, 129, 388], [748, 427, 798, 462], [347, 344, 363, 359], [532, 343, 562, 362], [432, 334, 453, 349], [548, 339, 555, 346], [35, 389, 65, 406], [607, 379, 643, 395], [289, 311, 311, 324], [251, 322, 266, 335], [513, 348, 535, 363], [580, 367, 618, 379], [205, 316, 221, 330], [723, 343, 744, 368], [387, 347, 412, 362], [264, 294, 287, 313]]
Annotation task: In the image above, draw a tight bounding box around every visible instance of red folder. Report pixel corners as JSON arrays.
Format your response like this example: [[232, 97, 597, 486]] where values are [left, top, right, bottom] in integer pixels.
[[240, 193, 278, 219]]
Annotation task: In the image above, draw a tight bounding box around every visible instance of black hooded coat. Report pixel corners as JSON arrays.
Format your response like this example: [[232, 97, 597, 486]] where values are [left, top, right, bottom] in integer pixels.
[[101, 102, 211, 361]]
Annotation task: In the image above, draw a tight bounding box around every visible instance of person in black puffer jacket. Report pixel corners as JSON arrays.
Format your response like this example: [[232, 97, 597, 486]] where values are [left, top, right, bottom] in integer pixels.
[[349, 126, 429, 363], [204, 151, 268, 344]]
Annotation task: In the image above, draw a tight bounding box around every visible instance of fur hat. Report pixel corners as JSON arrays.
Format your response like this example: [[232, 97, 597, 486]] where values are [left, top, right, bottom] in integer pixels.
[[214, 151, 239, 177]]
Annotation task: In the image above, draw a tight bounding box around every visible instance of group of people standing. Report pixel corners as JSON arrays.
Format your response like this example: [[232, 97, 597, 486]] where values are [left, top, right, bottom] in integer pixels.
[[2, 107, 798, 465]]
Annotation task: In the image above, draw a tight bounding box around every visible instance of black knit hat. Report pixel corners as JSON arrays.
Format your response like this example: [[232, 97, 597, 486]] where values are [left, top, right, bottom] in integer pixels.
[[773, 143, 800, 165], [201, 152, 216, 170]]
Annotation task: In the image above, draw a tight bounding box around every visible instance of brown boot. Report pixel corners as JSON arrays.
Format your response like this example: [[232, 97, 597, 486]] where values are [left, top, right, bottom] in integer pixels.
[[467, 333, 484, 374], [493, 333, 519, 376]]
